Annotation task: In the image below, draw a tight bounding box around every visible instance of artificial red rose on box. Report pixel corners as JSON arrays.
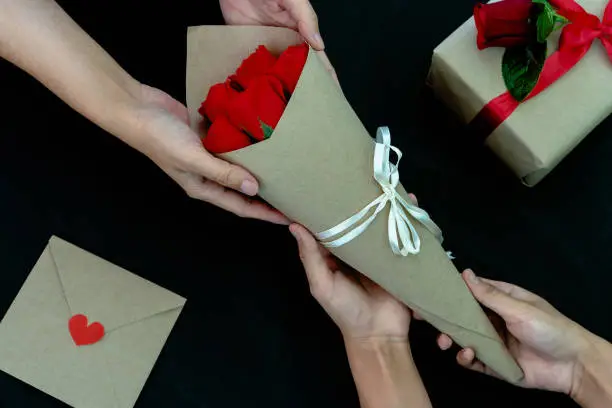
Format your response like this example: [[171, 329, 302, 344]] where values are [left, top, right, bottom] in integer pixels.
[[199, 42, 308, 153], [473, 0, 569, 101], [474, 0, 534, 49]]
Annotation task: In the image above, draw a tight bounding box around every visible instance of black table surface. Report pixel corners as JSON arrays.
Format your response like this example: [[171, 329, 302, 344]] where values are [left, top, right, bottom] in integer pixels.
[[1, 0, 610, 407]]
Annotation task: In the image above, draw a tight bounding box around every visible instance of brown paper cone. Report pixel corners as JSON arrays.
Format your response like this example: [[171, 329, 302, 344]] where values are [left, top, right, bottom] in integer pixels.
[[186, 25, 523, 383]]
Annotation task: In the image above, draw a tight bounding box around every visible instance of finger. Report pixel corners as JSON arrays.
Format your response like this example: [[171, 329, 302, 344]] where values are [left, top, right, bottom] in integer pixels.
[[462, 269, 526, 320], [412, 311, 424, 320], [456, 349, 489, 374], [408, 193, 418, 206], [289, 223, 333, 299], [437, 334, 453, 350], [316, 51, 339, 84], [480, 278, 540, 303], [457, 348, 489, 374], [284, 0, 324, 50], [187, 180, 289, 224], [456, 348, 504, 380], [187, 151, 260, 196], [457, 348, 476, 366]]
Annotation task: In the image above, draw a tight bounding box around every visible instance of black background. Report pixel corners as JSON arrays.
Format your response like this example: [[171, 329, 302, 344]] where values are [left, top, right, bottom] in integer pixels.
[[1, 0, 610, 407]]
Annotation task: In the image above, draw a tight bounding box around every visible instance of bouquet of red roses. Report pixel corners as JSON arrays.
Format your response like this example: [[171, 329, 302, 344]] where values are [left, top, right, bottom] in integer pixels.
[[199, 43, 308, 153], [187, 26, 523, 383]]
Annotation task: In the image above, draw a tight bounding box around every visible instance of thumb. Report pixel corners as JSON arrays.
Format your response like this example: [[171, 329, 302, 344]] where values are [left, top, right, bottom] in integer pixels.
[[289, 224, 333, 299], [188, 151, 259, 196], [284, 0, 324, 50], [463, 270, 525, 320]]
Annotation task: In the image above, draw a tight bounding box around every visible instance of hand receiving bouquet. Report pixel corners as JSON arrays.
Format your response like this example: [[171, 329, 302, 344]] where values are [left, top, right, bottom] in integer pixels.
[[187, 26, 523, 383]]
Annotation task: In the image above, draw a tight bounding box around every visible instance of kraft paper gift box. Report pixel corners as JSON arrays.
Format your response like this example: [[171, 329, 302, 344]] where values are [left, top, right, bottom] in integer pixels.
[[186, 26, 523, 382], [0, 237, 186, 408], [429, 0, 612, 186]]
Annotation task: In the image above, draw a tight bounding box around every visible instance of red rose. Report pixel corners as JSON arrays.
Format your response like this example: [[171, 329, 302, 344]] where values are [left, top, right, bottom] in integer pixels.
[[203, 115, 252, 154], [230, 45, 278, 89], [198, 81, 240, 122], [474, 0, 534, 50], [227, 75, 287, 141], [270, 43, 309, 93]]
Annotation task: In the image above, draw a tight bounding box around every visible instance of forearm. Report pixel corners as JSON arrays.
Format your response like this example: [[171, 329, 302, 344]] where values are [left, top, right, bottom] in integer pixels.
[[0, 0, 140, 138], [345, 338, 432, 408], [573, 334, 612, 408]]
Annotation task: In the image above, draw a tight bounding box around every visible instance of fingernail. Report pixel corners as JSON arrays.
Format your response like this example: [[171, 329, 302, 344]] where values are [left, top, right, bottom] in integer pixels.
[[289, 225, 300, 242], [465, 269, 479, 284], [312, 33, 325, 49], [240, 179, 258, 196]]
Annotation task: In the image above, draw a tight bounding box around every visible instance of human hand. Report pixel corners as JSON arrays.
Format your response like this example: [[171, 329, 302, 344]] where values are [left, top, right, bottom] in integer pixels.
[[436, 269, 597, 395], [289, 196, 419, 342], [290, 206, 434, 408], [220, 0, 323, 49], [219, 0, 338, 82], [124, 84, 288, 224]]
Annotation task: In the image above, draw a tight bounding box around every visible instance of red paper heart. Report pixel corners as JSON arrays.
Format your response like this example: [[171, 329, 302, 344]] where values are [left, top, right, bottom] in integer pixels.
[[68, 314, 105, 346]]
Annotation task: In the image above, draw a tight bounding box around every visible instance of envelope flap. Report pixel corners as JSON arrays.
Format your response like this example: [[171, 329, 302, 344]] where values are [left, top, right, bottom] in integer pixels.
[[48, 237, 186, 332]]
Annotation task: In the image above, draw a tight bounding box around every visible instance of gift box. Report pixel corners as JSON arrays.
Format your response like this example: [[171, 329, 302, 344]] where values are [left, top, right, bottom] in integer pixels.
[[186, 26, 523, 382], [429, 0, 612, 186]]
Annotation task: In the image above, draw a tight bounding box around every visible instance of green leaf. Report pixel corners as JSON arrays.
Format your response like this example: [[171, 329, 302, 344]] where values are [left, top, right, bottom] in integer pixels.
[[502, 42, 547, 101], [259, 119, 274, 139], [536, 7, 556, 42], [554, 14, 569, 25], [533, 0, 569, 42]]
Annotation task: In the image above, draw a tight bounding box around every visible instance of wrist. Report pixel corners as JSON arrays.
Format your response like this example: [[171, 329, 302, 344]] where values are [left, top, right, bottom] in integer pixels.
[[572, 332, 612, 407], [344, 336, 431, 408], [95, 78, 143, 139], [344, 335, 410, 351], [344, 336, 414, 388], [344, 336, 411, 362]]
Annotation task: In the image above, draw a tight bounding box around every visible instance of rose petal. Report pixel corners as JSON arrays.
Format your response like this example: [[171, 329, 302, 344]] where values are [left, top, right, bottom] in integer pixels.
[[203, 115, 253, 154], [231, 45, 278, 89], [228, 75, 287, 141], [270, 43, 309, 93], [199, 81, 240, 122], [473, 0, 533, 50]]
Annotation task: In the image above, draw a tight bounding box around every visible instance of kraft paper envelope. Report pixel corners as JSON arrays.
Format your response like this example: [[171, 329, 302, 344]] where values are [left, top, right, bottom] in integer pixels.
[[186, 26, 523, 382], [429, 0, 612, 186], [0, 236, 186, 408]]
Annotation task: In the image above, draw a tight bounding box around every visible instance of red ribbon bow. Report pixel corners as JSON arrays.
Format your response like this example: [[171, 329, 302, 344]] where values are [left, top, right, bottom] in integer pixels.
[[470, 0, 612, 141]]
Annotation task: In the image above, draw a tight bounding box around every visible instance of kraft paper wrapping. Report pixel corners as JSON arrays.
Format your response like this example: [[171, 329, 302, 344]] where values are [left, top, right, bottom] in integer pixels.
[[429, 0, 612, 186], [186, 25, 523, 382]]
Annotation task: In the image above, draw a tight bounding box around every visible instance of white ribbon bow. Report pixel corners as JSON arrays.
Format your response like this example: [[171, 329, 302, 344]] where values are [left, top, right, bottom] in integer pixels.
[[315, 127, 444, 256]]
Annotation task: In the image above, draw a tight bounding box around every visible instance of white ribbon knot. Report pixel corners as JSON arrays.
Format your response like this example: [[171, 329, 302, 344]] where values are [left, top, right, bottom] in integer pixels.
[[315, 127, 444, 256]]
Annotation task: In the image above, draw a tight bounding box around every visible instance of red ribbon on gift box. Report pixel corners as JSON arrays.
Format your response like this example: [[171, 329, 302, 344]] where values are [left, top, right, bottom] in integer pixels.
[[469, 0, 612, 142]]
